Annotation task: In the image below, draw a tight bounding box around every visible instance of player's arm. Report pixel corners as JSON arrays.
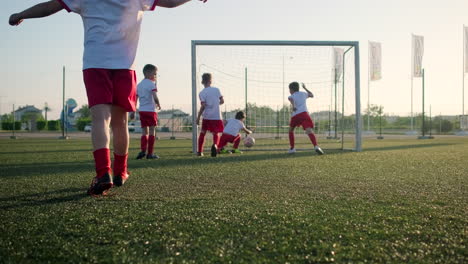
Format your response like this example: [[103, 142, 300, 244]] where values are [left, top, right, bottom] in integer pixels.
[[9, 0, 64, 26], [157, 0, 207, 8], [242, 127, 252, 135], [196, 102, 205, 125], [152, 91, 161, 110], [219, 96, 224, 105], [301, 82, 314, 98], [130, 95, 139, 120]]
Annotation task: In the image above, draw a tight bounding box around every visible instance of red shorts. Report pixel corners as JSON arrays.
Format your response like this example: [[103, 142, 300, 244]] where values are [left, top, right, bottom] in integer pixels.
[[290, 112, 314, 130], [139, 111, 158, 127], [83, 68, 137, 112], [201, 119, 224, 133]]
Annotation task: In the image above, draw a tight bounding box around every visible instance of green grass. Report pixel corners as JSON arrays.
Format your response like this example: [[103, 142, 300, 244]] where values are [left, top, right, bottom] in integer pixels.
[[0, 137, 467, 263]]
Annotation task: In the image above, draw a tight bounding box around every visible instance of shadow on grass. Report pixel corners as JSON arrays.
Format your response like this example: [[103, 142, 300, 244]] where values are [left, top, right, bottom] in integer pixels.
[[0, 149, 91, 155], [0, 142, 458, 179], [128, 149, 339, 170], [0, 187, 88, 210], [0, 161, 93, 178], [364, 142, 458, 152]]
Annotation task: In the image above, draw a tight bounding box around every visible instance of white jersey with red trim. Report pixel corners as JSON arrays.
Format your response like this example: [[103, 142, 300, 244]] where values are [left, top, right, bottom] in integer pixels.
[[223, 119, 246, 136], [199, 86, 223, 120], [288, 91, 309, 117], [137, 79, 157, 112], [58, 0, 159, 70]]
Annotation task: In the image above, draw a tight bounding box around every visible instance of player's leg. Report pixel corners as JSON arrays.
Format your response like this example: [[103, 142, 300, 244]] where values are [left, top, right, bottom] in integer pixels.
[[210, 120, 224, 157], [111, 69, 137, 186], [305, 127, 324, 155], [137, 126, 149, 159], [288, 126, 296, 154], [111, 105, 131, 185], [303, 116, 324, 155], [84, 68, 115, 195], [146, 125, 159, 159], [231, 134, 242, 154], [197, 129, 207, 156], [89, 103, 113, 194], [218, 133, 230, 154]]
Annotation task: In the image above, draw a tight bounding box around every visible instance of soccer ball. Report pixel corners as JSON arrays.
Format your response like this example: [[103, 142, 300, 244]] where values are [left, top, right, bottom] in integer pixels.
[[244, 136, 255, 148]]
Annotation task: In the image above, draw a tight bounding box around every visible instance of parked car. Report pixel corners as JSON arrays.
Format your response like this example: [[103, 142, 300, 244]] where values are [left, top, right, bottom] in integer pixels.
[[128, 122, 142, 133], [84, 125, 92, 132]]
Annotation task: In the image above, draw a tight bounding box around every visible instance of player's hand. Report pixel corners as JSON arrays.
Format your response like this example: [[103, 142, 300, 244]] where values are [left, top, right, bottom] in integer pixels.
[[9, 13, 23, 26], [196, 117, 200, 126], [156, 104, 161, 110]]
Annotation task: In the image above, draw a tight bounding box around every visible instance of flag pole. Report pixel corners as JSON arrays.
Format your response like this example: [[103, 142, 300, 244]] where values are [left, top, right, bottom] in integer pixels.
[[463, 25, 466, 130], [411, 34, 414, 132], [367, 41, 371, 132]]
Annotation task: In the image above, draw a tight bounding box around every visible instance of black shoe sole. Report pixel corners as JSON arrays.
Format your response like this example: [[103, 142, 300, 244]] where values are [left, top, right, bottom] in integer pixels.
[[88, 182, 113, 195], [211, 144, 218, 157], [113, 176, 126, 187]]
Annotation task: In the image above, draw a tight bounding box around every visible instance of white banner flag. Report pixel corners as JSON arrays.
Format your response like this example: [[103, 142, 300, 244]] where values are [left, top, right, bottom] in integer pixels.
[[369, 41, 382, 81], [412, 34, 424, 78], [333, 48, 344, 82], [465, 26, 468, 73]]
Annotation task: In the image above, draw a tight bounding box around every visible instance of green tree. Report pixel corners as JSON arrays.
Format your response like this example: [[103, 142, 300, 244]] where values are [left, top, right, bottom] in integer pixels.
[[44, 103, 51, 122], [77, 104, 90, 119]]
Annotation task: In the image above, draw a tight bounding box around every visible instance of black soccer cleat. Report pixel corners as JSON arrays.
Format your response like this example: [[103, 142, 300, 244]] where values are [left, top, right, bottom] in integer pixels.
[[113, 172, 129, 187], [87, 173, 113, 196], [136, 151, 146, 160], [211, 144, 218, 157], [146, 154, 160, 159]]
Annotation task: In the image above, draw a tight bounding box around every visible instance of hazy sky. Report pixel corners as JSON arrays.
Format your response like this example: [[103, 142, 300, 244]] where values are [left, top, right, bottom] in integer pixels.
[[1, 0, 467, 119]]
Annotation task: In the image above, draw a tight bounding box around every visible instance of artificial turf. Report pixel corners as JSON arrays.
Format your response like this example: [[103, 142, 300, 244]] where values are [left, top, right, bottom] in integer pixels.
[[0, 137, 466, 263]]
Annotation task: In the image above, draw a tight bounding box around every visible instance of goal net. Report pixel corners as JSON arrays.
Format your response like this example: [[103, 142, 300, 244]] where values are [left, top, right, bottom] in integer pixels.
[[191, 41, 362, 153]]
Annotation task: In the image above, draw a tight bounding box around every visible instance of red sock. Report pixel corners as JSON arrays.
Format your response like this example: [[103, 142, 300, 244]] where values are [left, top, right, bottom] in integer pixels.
[[148, 135, 155, 155], [307, 133, 318, 146], [113, 153, 128, 176], [289, 132, 295, 149], [198, 132, 206, 153], [233, 135, 241, 149], [213, 133, 220, 146], [140, 135, 148, 152], [93, 148, 111, 178], [218, 134, 228, 150]]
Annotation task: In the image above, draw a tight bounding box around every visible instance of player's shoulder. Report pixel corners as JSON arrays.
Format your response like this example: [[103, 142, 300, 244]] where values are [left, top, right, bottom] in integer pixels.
[[209, 86, 221, 92]]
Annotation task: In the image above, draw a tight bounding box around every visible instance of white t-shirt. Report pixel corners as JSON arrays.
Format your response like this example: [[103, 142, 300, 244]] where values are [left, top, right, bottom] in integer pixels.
[[59, 0, 158, 70], [199, 87, 223, 120], [288, 91, 309, 117], [137, 79, 157, 112], [223, 119, 246, 136]]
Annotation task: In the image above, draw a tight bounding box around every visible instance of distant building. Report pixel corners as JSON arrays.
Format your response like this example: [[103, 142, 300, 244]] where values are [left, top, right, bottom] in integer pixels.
[[14, 105, 42, 121], [14, 105, 43, 131]]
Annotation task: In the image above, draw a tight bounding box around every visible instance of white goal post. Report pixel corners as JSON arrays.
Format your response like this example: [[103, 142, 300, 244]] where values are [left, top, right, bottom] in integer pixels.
[[191, 40, 362, 153]]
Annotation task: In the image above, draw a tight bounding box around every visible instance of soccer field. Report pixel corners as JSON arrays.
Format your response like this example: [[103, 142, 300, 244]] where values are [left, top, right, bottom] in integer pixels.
[[0, 137, 467, 263]]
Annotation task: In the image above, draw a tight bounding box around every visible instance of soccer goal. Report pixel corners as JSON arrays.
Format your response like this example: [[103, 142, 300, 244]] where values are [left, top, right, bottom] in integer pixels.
[[191, 40, 362, 153]]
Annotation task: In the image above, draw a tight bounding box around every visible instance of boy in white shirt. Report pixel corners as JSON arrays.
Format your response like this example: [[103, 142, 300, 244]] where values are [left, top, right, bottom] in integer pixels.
[[9, 0, 208, 196], [196, 73, 224, 157], [288, 82, 324, 155], [135, 64, 160, 160], [218, 111, 252, 155]]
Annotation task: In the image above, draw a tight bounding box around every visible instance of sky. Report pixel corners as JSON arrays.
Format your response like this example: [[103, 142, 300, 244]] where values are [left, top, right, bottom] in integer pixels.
[[1, 0, 467, 119]]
